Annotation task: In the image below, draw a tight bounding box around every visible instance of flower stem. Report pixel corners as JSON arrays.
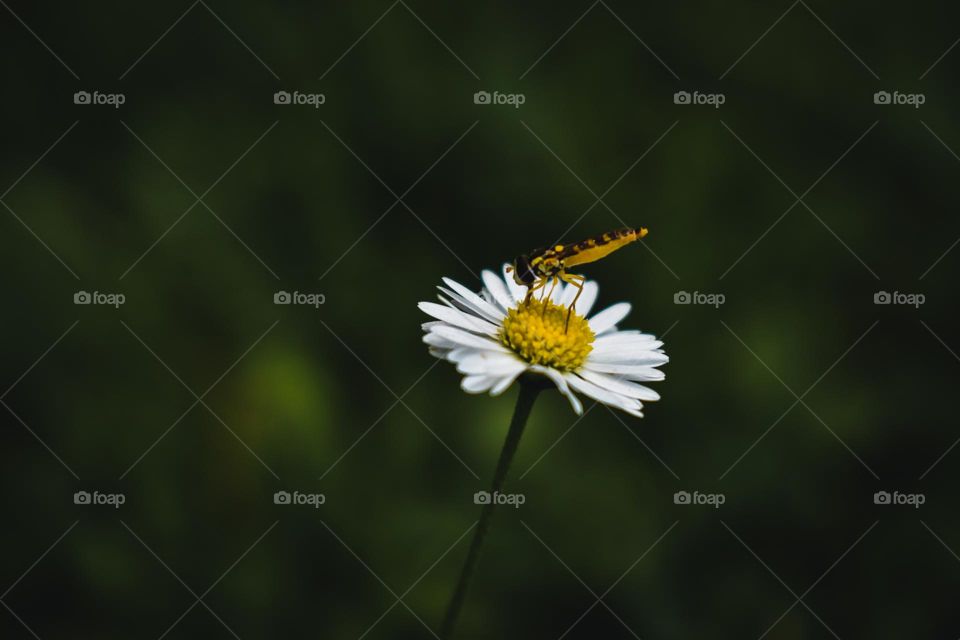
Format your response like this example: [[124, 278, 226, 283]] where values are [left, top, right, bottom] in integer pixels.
[[439, 380, 541, 639]]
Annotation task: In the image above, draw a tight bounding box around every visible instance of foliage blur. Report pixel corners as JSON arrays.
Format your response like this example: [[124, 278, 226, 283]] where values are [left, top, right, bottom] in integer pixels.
[[2, 1, 958, 637]]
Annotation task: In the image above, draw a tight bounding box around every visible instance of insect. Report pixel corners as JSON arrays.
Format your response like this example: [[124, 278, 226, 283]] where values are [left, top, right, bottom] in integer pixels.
[[507, 227, 649, 330]]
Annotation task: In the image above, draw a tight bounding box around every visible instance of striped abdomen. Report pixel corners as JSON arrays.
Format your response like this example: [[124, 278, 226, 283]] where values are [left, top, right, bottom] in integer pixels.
[[561, 227, 648, 267]]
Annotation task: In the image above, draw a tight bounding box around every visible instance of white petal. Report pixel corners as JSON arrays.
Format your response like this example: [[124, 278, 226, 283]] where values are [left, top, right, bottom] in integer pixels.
[[558, 280, 599, 316], [586, 351, 670, 366], [588, 302, 631, 334], [440, 278, 505, 323], [565, 373, 643, 416], [593, 331, 660, 347], [445, 347, 475, 363], [589, 345, 664, 361], [589, 343, 664, 358], [576, 369, 660, 401], [490, 368, 525, 396], [502, 263, 527, 304], [481, 288, 497, 306], [423, 332, 458, 350], [430, 325, 510, 353], [591, 336, 663, 352], [457, 352, 525, 376], [426, 332, 494, 359], [482, 270, 514, 311], [623, 369, 665, 382], [617, 404, 644, 418], [530, 365, 583, 414], [583, 362, 666, 382], [438, 288, 500, 325], [582, 361, 668, 375], [461, 375, 498, 394], [419, 302, 498, 336]]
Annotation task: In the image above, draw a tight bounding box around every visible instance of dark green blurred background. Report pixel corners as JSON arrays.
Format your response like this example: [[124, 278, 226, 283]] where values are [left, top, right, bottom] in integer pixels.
[[2, 1, 959, 637]]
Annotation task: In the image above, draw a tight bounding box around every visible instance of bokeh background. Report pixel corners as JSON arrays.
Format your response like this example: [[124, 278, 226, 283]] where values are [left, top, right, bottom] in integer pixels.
[[2, 1, 959, 637]]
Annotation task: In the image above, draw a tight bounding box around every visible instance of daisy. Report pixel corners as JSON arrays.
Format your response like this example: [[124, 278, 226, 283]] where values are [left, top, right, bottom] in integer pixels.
[[419, 264, 667, 418]]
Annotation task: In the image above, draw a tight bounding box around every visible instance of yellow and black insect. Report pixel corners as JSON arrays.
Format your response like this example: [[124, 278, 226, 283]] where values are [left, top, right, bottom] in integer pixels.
[[507, 227, 649, 328]]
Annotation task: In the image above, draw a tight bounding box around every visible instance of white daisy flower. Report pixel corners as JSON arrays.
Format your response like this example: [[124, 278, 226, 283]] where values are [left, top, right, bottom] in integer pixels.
[[419, 265, 667, 418]]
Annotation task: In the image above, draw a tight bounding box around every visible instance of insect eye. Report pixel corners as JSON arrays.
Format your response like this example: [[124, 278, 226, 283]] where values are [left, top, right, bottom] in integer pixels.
[[512, 256, 536, 285]]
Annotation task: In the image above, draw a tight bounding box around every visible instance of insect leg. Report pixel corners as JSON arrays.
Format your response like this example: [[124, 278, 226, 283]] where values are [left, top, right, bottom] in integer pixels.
[[561, 272, 586, 332], [524, 277, 548, 305], [542, 276, 560, 312]]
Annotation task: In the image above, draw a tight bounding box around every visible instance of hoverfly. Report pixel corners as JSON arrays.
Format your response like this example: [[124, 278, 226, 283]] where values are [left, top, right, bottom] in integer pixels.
[[507, 227, 649, 329]]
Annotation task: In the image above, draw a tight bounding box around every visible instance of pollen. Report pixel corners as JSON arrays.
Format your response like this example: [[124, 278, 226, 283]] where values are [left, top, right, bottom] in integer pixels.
[[500, 298, 594, 371]]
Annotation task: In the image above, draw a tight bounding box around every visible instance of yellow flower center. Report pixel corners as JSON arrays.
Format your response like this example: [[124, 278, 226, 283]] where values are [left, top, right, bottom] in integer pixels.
[[500, 299, 595, 371]]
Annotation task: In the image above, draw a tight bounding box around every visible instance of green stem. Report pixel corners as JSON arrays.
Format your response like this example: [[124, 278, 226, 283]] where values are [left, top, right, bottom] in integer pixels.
[[440, 380, 541, 639]]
